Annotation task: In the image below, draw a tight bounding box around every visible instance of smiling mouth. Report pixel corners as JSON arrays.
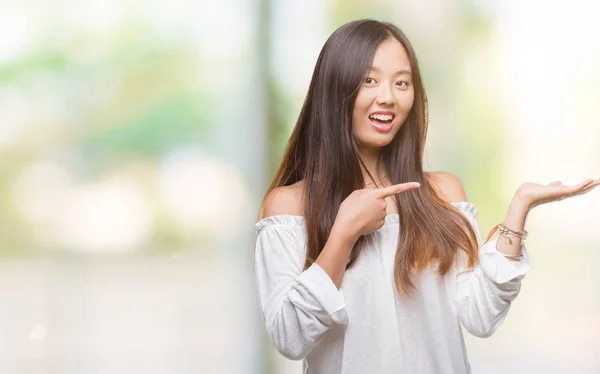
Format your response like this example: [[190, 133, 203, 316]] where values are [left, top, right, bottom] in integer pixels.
[[368, 113, 395, 132]]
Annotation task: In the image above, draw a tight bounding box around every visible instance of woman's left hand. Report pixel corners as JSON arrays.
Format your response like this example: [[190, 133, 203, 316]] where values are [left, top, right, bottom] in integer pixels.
[[516, 178, 600, 209]]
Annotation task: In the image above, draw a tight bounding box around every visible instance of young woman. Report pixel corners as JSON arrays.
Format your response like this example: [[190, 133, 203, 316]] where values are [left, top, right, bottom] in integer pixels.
[[253, 19, 599, 374]]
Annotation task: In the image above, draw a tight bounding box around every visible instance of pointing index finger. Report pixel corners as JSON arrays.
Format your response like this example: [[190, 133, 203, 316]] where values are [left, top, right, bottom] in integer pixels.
[[374, 182, 421, 198]]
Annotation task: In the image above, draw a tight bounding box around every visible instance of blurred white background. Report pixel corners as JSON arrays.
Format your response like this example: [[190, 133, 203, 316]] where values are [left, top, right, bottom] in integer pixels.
[[0, 0, 598, 373]]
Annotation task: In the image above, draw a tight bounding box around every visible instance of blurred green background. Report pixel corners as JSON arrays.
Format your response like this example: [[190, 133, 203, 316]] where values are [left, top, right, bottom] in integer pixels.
[[0, 0, 599, 373]]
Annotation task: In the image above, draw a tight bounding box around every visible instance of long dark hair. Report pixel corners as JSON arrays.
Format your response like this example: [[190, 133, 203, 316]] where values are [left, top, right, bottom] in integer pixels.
[[262, 19, 479, 295]]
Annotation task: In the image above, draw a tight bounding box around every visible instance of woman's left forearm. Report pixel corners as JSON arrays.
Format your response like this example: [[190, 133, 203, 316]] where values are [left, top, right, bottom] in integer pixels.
[[496, 195, 531, 258], [494, 178, 600, 259]]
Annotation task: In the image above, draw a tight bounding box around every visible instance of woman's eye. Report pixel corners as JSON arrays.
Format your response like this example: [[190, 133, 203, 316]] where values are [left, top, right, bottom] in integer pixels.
[[396, 81, 409, 87], [364, 77, 376, 84]]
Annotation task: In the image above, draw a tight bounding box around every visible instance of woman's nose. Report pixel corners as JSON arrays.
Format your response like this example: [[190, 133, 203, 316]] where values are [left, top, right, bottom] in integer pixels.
[[376, 84, 394, 105]]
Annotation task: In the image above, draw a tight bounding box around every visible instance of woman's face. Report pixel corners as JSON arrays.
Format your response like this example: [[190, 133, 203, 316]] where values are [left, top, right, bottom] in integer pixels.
[[352, 37, 415, 151]]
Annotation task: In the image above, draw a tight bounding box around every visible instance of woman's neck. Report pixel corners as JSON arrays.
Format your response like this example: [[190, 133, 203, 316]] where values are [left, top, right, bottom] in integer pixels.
[[359, 147, 388, 185]]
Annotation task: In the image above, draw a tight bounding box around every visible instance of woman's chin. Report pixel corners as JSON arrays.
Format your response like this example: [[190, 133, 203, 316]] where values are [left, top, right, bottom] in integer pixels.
[[359, 137, 394, 150]]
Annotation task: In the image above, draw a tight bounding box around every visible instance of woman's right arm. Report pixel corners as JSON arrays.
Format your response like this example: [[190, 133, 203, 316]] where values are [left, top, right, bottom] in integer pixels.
[[255, 222, 354, 360], [254, 187, 357, 360]]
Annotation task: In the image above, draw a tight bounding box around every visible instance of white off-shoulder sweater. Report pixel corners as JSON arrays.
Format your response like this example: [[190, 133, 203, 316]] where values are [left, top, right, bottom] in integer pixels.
[[254, 202, 531, 374]]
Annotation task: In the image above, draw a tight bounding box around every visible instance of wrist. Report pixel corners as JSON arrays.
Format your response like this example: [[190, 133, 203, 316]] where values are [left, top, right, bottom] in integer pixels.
[[511, 192, 533, 212], [331, 220, 360, 246]]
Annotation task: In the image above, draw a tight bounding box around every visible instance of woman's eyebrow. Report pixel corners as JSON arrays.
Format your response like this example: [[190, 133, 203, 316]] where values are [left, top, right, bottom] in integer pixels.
[[369, 66, 412, 76]]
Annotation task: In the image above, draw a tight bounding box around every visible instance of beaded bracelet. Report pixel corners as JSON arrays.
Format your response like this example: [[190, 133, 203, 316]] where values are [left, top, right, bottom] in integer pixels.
[[485, 223, 528, 261], [485, 223, 528, 244]]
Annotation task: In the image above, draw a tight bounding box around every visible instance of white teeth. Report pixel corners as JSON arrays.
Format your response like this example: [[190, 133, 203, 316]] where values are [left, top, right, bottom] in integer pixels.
[[369, 114, 394, 121]]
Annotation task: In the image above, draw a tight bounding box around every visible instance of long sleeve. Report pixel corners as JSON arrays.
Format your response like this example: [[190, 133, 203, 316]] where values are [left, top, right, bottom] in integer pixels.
[[254, 216, 348, 360], [450, 202, 532, 338]]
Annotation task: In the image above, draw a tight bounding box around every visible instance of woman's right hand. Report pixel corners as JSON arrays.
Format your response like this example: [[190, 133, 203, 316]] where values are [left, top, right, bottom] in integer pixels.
[[335, 182, 421, 239]]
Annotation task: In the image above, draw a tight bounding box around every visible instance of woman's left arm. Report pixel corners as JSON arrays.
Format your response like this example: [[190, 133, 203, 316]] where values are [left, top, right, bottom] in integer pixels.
[[451, 177, 600, 338], [452, 197, 530, 339]]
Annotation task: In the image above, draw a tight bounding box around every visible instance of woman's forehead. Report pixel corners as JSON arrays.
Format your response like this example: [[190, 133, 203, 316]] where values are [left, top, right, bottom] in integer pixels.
[[371, 39, 412, 73]]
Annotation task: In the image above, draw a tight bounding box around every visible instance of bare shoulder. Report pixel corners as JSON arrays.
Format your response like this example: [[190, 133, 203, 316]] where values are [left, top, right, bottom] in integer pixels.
[[425, 171, 468, 203], [258, 180, 305, 220]]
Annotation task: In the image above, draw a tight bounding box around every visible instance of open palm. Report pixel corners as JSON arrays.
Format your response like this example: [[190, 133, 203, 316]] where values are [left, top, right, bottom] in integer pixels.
[[517, 178, 600, 209]]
